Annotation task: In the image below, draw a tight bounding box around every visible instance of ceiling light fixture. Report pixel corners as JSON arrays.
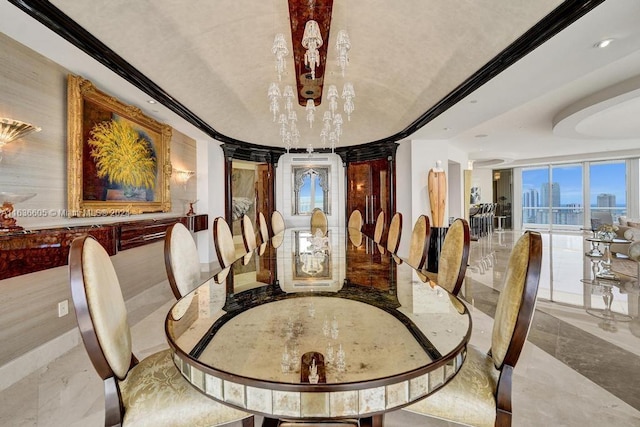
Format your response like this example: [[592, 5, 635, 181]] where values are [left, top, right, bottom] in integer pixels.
[[336, 30, 351, 77], [301, 20, 323, 80], [272, 33, 289, 81], [594, 38, 614, 48]]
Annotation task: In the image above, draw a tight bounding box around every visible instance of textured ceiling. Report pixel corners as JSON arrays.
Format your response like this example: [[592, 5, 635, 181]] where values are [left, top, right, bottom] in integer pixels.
[[48, 0, 563, 149]]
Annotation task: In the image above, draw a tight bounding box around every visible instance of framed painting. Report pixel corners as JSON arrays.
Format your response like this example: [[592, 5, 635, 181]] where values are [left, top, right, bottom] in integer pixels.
[[67, 74, 172, 217]]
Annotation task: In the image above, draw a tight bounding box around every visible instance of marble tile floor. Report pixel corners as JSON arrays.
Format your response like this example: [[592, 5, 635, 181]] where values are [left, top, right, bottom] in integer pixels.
[[1, 230, 640, 426]]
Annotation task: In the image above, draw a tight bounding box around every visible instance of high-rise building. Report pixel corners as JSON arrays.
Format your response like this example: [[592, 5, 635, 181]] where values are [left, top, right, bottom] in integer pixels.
[[540, 182, 560, 207], [597, 193, 616, 207]]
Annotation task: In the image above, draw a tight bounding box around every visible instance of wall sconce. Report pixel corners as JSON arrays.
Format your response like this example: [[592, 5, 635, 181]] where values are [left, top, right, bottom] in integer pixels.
[[174, 169, 195, 186], [0, 118, 41, 162]]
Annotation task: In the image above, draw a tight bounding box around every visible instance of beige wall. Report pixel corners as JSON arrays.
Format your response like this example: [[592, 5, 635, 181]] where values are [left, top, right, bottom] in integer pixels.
[[0, 34, 197, 366]]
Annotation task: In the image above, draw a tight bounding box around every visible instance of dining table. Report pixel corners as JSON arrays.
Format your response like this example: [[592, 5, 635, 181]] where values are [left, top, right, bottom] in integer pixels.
[[165, 227, 471, 426]]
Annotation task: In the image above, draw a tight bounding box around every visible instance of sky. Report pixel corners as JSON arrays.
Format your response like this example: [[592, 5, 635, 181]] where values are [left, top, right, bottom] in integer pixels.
[[522, 162, 626, 206]]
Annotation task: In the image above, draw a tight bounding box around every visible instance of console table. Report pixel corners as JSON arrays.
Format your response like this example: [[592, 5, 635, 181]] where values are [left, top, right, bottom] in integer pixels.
[[0, 214, 207, 280]]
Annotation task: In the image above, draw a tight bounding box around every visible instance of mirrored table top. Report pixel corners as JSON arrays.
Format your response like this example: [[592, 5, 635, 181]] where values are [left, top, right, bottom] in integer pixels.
[[166, 227, 471, 419]]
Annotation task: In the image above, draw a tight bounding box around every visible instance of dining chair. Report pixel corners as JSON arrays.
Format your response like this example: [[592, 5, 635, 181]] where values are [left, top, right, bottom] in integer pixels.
[[214, 216, 237, 268], [373, 211, 385, 244], [404, 230, 542, 427], [69, 235, 254, 427], [430, 218, 471, 296], [310, 208, 328, 235], [386, 212, 403, 253], [258, 211, 270, 244], [272, 210, 285, 235], [348, 209, 363, 231], [407, 214, 430, 270], [164, 222, 200, 299], [241, 214, 257, 252]]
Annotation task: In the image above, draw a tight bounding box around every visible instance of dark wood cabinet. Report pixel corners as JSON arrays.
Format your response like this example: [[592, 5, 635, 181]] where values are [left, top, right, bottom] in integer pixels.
[[347, 158, 393, 237]]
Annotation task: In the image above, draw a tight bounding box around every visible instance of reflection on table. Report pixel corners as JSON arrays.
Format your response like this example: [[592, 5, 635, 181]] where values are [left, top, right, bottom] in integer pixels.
[[165, 227, 471, 423]]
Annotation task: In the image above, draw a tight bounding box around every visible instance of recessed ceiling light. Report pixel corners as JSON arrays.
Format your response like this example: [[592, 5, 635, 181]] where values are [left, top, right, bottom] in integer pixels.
[[147, 100, 157, 104], [594, 38, 614, 48], [470, 99, 478, 104], [475, 134, 488, 138]]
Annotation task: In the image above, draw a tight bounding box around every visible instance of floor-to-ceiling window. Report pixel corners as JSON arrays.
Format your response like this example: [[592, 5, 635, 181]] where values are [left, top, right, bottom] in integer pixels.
[[521, 160, 628, 230]]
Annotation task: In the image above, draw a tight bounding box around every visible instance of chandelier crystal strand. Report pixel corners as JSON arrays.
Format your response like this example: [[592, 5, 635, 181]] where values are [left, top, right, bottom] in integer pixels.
[[302, 20, 323, 80], [336, 30, 351, 77], [342, 82, 355, 121], [333, 114, 343, 138], [306, 99, 315, 128], [268, 82, 281, 121], [272, 33, 289, 81]]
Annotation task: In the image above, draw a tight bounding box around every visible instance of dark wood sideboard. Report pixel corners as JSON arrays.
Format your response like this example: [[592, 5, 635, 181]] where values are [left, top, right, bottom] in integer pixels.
[[0, 214, 207, 280]]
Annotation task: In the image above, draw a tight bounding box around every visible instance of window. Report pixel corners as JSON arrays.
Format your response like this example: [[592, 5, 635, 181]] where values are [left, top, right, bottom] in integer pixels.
[[293, 166, 330, 215], [589, 160, 626, 223]]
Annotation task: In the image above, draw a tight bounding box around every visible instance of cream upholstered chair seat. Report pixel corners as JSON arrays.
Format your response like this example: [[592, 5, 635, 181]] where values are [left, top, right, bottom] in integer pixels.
[[164, 222, 200, 299], [119, 349, 251, 427], [69, 236, 254, 427], [404, 231, 542, 427], [405, 345, 499, 427]]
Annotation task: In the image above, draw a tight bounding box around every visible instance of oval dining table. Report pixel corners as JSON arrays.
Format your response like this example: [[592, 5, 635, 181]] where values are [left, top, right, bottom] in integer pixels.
[[165, 227, 471, 426]]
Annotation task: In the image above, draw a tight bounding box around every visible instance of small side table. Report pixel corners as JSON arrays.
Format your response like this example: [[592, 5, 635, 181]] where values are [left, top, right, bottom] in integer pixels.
[[586, 237, 631, 280], [495, 215, 506, 232]]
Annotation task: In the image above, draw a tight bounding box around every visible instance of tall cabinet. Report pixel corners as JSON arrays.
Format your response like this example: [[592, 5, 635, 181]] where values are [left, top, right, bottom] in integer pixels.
[[338, 142, 398, 237]]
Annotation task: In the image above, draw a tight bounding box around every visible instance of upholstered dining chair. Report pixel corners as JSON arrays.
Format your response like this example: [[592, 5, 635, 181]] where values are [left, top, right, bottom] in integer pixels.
[[272, 210, 285, 235], [373, 211, 385, 244], [164, 222, 200, 299], [386, 212, 403, 253], [258, 211, 270, 244], [310, 208, 328, 235], [241, 214, 258, 253], [404, 230, 542, 427], [348, 209, 363, 231], [69, 235, 254, 427], [428, 218, 471, 295], [214, 216, 237, 269], [407, 214, 431, 270]]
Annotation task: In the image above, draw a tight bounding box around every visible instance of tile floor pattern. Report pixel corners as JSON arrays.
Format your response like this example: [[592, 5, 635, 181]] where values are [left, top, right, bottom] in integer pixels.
[[1, 230, 640, 426]]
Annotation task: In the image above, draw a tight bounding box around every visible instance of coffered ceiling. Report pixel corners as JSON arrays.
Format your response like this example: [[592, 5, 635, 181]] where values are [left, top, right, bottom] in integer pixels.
[[3, 0, 640, 166]]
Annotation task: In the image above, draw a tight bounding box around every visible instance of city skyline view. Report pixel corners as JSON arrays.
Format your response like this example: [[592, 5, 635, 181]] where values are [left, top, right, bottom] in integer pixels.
[[522, 162, 626, 207]]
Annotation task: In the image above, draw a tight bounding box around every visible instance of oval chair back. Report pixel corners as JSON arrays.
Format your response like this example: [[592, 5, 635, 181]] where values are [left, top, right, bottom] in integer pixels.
[[373, 211, 385, 244], [436, 218, 470, 296], [310, 208, 328, 235], [348, 209, 363, 231], [258, 212, 270, 244], [164, 222, 200, 299], [271, 210, 285, 235], [241, 214, 257, 252], [70, 235, 254, 427], [404, 231, 542, 427], [407, 214, 430, 269], [386, 212, 403, 253], [213, 216, 237, 268]]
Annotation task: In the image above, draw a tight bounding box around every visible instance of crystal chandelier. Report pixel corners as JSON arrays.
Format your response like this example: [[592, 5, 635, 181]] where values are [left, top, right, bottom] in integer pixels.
[[301, 20, 323, 80], [272, 33, 289, 81], [306, 99, 316, 128], [336, 30, 351, 77]]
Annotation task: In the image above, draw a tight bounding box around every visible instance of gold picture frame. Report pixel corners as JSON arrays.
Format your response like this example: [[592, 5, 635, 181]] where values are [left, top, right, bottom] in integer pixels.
[[67, 74, 172, 217]]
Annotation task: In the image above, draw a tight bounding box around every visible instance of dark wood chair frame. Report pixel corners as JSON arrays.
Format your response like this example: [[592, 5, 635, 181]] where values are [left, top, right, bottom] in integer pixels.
[[164, 223, 186, 300]]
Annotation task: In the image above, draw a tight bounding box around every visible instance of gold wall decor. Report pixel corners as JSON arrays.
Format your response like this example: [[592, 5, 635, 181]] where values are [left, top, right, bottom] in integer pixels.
[[67, 75, 172, 216]]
